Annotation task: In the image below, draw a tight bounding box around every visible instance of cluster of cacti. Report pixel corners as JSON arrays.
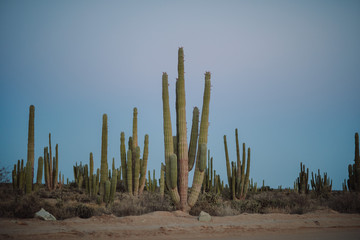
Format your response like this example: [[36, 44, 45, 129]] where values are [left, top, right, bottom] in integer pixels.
[[347, 132, 360, 192], [311, 169, 332, 195], [161, 47, 211, 211], [12, 105, 43, 194], [43, 133, 60, 191], [73, 154, 101, 196], [146, 169, 158, 192], [223, 129, 251, 200], [249, 178, 258, 193], [202, 150, 223, 194], [119, 108, 149, 196], [295, 162, 309, 194]]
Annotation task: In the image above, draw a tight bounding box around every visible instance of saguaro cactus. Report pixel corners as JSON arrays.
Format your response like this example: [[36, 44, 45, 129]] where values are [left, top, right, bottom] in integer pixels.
[[100, 114, 108, 199], [348, 132, 360, 192], [311, 169, 332, 195], [43, 134, 59, 191], [120, 108, 149, 196], [223, 129, 251, 200], [162, 48, 211, 211], [297, 162, 309, 194], [27, 105, 35, 180]]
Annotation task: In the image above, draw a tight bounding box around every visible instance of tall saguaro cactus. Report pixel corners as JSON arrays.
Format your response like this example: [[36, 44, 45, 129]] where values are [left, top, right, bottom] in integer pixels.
[[162, 48, 211, 211], [348, 132, 360, 192], [100, 114, 108, 199], [27, 105, 35, 180]]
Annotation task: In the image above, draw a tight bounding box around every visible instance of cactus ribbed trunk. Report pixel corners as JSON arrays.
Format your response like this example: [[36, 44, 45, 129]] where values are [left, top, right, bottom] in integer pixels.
[[162, 72, 180, 205], [36, 157, 43, 186], [127, 149, 133, 195], [188, 72, 211, 208], [100, 114, 108, 199], [139, 135, 149, 195], [355, 133, 360, 191], [120, 132, 127, 191], [176, 47, 189, 211], [27, 105, 35, 181], [188, 107, 199, 171]]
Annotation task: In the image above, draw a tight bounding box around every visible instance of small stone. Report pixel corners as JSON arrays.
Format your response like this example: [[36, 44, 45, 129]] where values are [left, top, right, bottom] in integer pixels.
[[198, 211, 211, 222], [35, 208, 56, 221]]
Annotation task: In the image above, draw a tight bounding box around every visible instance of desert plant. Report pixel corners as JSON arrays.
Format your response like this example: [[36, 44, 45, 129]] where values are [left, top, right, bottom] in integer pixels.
[[161, 47, 211, 211], [120, 108, 149, 196], [223, 129, 251, 200], [296, 162, 309, 194], [43, 134, 59, 191], [99, 114, 108, 199], [347, 132, 360, 192], [27, 105, 35, 180], [310, 169, 332, 195]]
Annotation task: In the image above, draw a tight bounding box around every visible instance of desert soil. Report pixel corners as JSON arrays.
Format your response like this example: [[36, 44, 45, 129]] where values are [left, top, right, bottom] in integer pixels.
[[1, 210, 360, 240]]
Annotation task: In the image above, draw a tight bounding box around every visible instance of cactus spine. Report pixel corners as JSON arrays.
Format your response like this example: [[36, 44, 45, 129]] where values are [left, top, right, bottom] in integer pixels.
[[162, 48, 211, 211], [224, 129, 251, 200]]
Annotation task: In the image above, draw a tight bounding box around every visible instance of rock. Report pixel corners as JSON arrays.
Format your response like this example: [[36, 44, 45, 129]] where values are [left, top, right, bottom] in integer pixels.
[[198, 211, 211, 222], [35, 208, 56, 221]]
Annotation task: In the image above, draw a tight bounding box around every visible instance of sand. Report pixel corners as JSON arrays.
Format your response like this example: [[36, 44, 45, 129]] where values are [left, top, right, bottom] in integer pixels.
[[1, 210, 360, 240]]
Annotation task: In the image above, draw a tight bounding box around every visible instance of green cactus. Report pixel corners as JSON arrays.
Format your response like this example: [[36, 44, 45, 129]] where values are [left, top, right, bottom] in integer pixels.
[[120, 108, 149, 196], [348, 132, 360, 192], [160, 163, 165, 198], [224, 129, 251, 200], [311, 169, 332, 195], [100, 114, 108, 199], [25, 160, 32, 194], [34, 157, 43, 191], [89, 153, 94, 196], [297, 162, 309, 194], [120, 132, 127, 191], [104, 180, 111, 204], [110, 170, 117, 203], [127, 149, 133, 195], [161, 48, 211, 211], [27, 105, 35, 180]]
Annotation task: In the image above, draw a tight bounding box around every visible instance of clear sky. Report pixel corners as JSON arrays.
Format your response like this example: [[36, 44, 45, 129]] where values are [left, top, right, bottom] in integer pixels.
[[1, 0, 359, 190]]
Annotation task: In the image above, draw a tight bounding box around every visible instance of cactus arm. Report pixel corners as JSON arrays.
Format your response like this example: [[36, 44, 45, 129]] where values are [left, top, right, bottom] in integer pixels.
[[133, 146, 141, 196], [139, 134, 149, 195], [162, 72, 180, 205], [188, 107, 199, 171], [120, 132, 127, 191], [188, 72, 211, 208]]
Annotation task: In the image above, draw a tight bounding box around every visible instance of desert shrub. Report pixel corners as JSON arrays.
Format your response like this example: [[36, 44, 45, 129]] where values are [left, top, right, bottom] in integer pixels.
[[230, 199, 262, 213], [190, 192, 231, 216], [111, 192, 173, 217], [328, 192, 360, 213], [75, 204, 95, 218], [13, 194, 43, 218]]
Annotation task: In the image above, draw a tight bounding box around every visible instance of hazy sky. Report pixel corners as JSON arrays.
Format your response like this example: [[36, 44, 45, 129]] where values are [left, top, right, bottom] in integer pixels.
[[1, 1, 359, 190]]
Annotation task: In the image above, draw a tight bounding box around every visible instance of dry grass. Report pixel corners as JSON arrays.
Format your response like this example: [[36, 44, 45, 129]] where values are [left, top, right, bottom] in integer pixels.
[[0, 183, 359, 220]]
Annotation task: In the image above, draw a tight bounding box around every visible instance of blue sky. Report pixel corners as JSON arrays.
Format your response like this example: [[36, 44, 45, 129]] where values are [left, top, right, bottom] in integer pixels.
[[0, 1, 359, 189]]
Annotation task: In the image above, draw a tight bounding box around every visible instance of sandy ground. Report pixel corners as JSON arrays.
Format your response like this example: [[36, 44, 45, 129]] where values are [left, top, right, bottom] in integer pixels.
[[1, 210, 360, 240]]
